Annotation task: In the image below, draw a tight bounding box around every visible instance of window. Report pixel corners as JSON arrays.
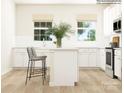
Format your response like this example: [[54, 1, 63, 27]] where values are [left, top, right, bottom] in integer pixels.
[[34, 22, 52, 41], [77, 21, 96, 41]]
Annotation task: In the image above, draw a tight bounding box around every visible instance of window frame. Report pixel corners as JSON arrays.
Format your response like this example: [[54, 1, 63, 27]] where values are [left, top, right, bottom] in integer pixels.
[[33, 21, 52, 41], [77, 20, 96, 41]]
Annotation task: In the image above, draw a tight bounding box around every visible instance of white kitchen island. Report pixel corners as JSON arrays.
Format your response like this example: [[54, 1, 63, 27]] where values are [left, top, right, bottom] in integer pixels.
[[49, 48, 79, 86]]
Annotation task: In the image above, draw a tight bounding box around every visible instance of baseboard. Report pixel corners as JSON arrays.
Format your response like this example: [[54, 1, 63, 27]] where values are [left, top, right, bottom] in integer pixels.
[[99, 68, 105, 72], [1, 69, 14, 80], [12, 67, 50, 70], [79, 67, 101, 70], [12, 67, 27, 70]]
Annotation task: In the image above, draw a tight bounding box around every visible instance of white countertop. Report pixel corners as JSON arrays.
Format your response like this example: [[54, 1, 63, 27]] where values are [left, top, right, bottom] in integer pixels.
[[49, 48, 78, 51], [12, 47, 104, 49]]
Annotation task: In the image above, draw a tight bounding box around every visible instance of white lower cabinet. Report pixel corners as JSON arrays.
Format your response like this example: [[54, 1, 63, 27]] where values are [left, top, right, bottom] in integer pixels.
[[79, 49, 98, 67], [13, 49, 28, 67], [114, 56, 121, 80], [13, 52, 24, 67], [13, 48, 102, 68], [89, 53, 97, 67], [12, 48, 50, 68], [100, 49, 106, 71], [114, 49, 122, 80], [79, 53, 89, 67]]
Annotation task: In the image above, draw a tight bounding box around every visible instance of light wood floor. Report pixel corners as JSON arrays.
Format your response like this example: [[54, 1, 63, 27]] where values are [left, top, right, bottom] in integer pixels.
[[1, 69, 121, 93]]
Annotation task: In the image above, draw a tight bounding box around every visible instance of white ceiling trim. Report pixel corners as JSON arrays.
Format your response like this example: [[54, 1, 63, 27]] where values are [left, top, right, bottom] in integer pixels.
[[14, 0, 97, 4]]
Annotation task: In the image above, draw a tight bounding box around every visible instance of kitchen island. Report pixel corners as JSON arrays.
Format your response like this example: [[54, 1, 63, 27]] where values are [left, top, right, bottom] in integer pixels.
[[49, 48, 79, 86]]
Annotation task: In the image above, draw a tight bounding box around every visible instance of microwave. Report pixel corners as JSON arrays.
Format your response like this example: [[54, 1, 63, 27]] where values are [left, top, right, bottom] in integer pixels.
[[113, 18, 121, 33]]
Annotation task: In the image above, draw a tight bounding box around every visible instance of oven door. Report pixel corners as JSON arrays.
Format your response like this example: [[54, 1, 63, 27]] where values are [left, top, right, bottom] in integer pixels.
[[106, 49, 113, 69]]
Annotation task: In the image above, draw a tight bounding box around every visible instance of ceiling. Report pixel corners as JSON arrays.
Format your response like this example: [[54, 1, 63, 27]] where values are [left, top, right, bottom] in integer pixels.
[[14, 0, 97, 4]]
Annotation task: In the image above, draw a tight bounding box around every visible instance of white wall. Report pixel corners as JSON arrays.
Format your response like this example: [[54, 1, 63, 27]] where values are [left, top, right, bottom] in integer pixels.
[[1, 0, 15, 75], [16, 4, 107, 48]]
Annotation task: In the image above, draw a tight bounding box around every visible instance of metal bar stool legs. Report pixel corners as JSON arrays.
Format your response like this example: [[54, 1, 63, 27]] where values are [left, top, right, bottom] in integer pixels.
[[25, 60, 34, 84], [25, 60, 30, 85], [25, 60, 47, 85], [29, 61, 33, 80], [42, 59, 47, 85]]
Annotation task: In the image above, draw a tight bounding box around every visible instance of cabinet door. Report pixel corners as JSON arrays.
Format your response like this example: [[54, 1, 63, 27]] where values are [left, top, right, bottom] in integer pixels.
[[104, 7, 112, 36], [23, 53, 29, 67], [79, 53, 89, 67], [100, 49, 106, 71], [112, 4, 121, 20], [13, 52, 27, 67], [114, 56, 121, 80], [89, 53, 97, 67]]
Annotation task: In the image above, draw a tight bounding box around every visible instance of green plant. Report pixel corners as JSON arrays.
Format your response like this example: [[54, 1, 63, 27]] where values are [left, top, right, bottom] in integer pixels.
[[47, 22, 72, 47]]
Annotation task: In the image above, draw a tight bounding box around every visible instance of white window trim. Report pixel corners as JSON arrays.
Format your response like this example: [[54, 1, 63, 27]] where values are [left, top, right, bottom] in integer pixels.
[[34, 21, 52, 41], [77, 21, 96, 41]]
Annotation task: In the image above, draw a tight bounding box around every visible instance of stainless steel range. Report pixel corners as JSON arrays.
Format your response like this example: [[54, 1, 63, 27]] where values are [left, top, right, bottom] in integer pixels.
[[105, 47, 115, 78]]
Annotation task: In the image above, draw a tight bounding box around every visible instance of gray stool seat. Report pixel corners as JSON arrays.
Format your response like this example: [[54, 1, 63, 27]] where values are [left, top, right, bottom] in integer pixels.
[[30, 56, 47, 61]]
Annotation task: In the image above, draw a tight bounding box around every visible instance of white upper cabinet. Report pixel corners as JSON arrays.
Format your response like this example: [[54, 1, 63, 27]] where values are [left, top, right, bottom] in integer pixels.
[[103, 4, 121, 36], [111, 4, 121, 20], [104, 6, 112, 36]]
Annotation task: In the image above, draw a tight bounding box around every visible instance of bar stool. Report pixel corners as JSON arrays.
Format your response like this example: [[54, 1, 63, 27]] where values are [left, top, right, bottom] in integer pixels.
[[31, 47, 47, 81], [25, 47, 47, 85]]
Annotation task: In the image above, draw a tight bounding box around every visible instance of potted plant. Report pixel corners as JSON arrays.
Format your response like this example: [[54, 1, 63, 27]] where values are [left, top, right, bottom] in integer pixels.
[[47, 22, 72, 48]]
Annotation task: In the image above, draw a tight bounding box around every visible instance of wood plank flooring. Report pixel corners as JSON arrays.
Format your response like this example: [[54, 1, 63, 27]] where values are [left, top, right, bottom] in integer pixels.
[[1, 69, 122, 93]]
